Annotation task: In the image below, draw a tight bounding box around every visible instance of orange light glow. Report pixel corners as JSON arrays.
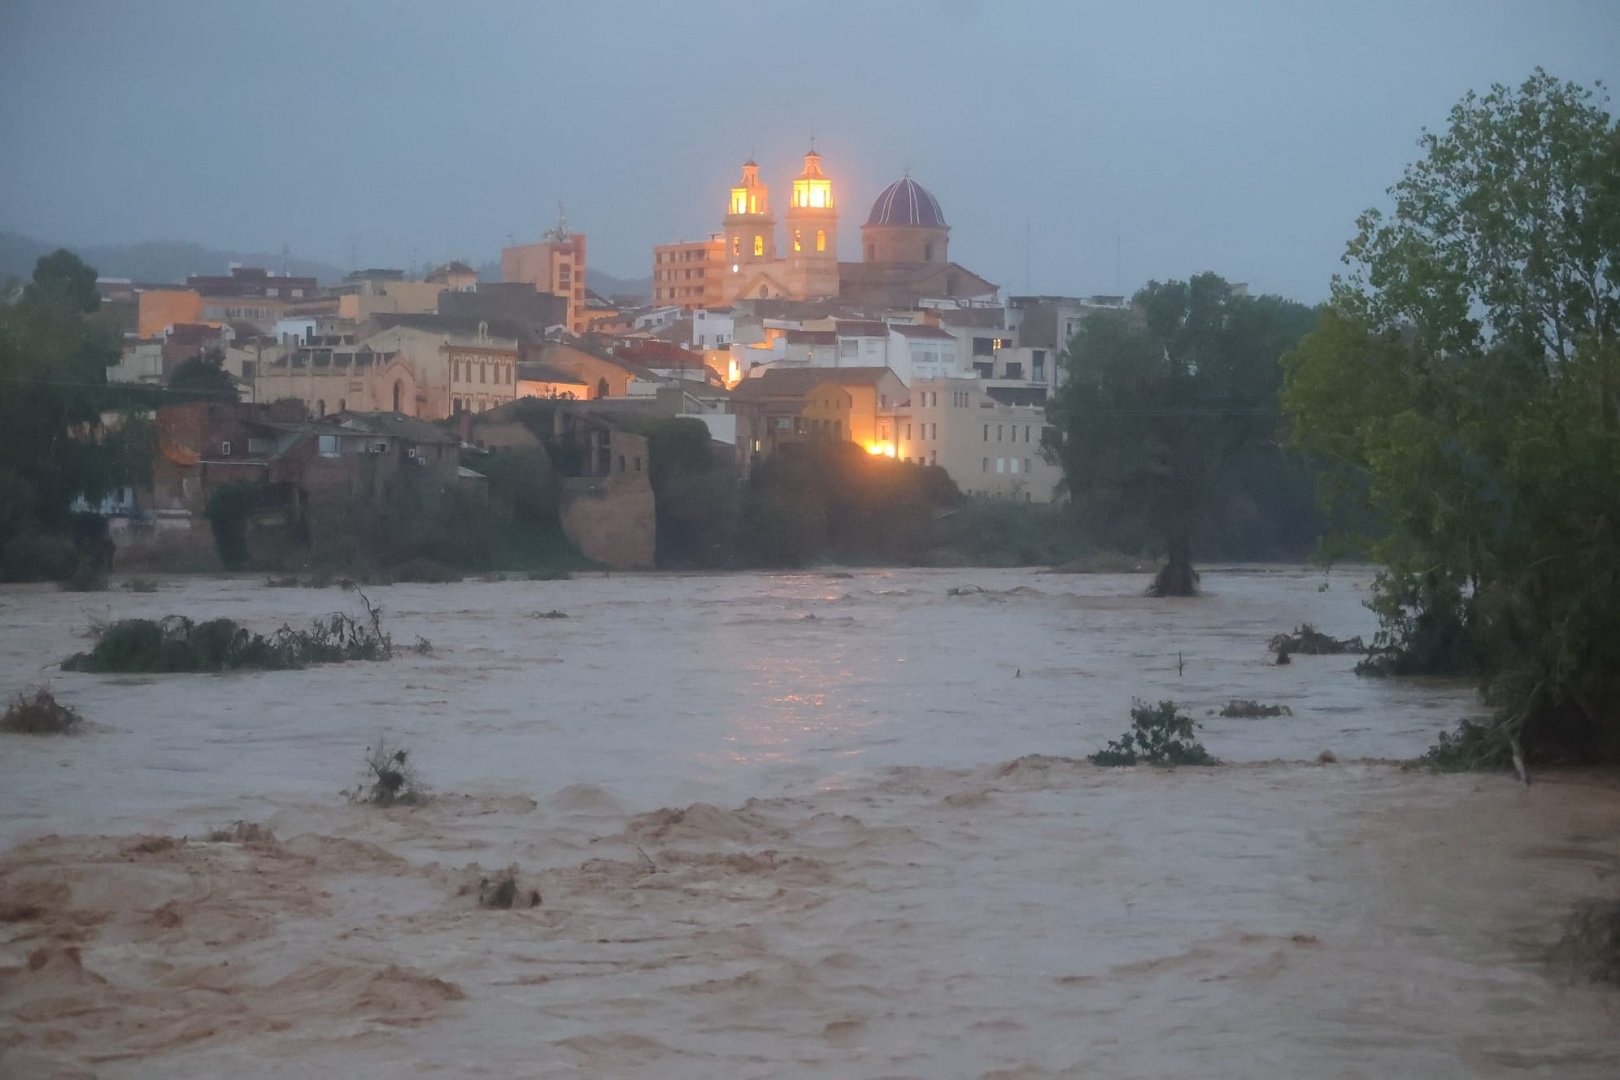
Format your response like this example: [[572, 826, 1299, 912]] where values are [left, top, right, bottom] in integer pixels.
[[864, 442, 896, 457]]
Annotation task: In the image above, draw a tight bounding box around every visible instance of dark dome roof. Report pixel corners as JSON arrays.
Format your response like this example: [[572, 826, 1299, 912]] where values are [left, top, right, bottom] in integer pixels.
[[866, 176, 947, 228]]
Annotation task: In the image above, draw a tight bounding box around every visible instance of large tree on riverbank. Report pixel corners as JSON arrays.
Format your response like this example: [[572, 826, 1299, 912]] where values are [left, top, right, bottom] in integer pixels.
[[1282, 70, 1620, 763], [1046, 273, 1316, 595], [0, 250, 153, 579]]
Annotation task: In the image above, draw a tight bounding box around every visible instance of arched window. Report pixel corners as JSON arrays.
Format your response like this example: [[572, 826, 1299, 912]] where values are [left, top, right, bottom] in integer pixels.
[[317, 399, 325, 417], [816, 229, 826, 252], [793, 229, 802, 253], [731, 236, 740, 256], [753, 235, 763, 256], [453, 397, 461, 414], [758, 285, 768, 299], [392, 381, 402, 413]]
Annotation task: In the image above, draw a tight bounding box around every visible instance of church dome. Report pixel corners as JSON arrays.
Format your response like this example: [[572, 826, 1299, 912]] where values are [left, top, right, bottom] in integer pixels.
[[866, 176, 947, 228]]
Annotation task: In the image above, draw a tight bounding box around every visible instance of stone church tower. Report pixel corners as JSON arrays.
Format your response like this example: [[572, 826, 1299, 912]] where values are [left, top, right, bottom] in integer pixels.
[[782, 148, 839, 299]]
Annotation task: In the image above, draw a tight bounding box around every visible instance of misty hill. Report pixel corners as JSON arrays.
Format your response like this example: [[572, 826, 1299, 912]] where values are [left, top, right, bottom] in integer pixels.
[[0, 232, 346, 285]]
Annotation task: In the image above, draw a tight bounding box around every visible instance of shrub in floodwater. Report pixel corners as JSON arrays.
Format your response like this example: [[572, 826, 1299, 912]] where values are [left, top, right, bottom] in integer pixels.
[[411, 635, 434, 655], [347, 738, 425, 807], [122, 578, 159, 593], [477, 864, 540, 910], [1418, 716, 1514, 772], [1219, 699, 1293, 718], [206, 821, 275, 844], [1550, 900, 1620, 984], [62, 592, 393, 673], [1, 687, 83, 735], [1091, 699, 1218, 767], [1268, 623, 1365, 656]]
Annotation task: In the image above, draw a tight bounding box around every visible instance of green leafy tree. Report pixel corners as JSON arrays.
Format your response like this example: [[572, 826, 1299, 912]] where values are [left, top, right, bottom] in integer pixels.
[[0, 250, 151, 579], [1047, 273, 1315, 595], [1283, 70, 1620, 762], [168, 347, 239, 400]]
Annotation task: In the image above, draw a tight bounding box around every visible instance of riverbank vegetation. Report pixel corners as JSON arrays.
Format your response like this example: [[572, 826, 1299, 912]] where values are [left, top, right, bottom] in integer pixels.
[[1091, 700, 1218, 766], [1283, 70, 1620, 765]]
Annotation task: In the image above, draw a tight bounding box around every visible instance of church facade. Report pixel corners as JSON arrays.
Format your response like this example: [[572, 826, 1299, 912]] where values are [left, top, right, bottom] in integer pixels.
[[652, 151, 997, 312]]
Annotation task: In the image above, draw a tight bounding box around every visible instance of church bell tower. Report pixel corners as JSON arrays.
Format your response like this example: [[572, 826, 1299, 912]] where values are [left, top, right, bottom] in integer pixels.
[[722, 159, 776, 285], [784, 148, 839, 299]]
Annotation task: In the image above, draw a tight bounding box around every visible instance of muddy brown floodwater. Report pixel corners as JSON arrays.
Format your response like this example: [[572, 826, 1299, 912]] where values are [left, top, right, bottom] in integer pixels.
[[1, 566, 1617, 1078]]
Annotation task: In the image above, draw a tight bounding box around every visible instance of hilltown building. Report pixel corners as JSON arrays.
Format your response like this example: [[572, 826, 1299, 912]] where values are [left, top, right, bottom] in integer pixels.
[[653, 151, 998, 312]]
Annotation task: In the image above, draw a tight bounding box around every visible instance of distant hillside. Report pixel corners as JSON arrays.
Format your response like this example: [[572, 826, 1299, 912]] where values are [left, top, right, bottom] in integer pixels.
[[0, 232, 346, 285]]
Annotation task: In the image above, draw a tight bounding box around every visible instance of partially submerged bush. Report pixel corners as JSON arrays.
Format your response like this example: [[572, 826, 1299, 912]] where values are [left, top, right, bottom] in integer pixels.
[[1219, 699, 1293, 718], [122, 578, 159, 593], [1419, 716, 1514, 772], [62, 593, 392, 673], [206, 821, 274, 844], [346, 738, 425, 806], [1268, 623, 1365, 656], [1, 687, 83, 735], [1551, 900, 1620, 984], [1091, 699, 1218, 766], [478, 864, 541, 909]]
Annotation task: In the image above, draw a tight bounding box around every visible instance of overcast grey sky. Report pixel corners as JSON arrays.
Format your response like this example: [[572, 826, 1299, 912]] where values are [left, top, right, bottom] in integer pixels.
[[2, 0, 1616, 300]]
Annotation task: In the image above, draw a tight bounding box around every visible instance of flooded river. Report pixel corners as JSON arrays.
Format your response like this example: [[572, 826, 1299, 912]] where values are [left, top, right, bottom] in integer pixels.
[[2, 567, 1617, 1077]]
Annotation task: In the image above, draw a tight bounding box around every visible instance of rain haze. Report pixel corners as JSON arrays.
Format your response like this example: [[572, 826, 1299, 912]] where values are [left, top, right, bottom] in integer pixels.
[[2, 0, 1616, 299]]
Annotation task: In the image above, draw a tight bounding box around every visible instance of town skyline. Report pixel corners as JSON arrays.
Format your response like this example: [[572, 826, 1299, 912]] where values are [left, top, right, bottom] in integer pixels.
[[4, 0, 1616, 303]]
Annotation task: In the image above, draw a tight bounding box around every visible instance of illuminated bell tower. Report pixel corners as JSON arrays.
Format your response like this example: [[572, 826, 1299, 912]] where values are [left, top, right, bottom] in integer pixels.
[[722, 159, 776, 296], [784, 148, 839, 299]]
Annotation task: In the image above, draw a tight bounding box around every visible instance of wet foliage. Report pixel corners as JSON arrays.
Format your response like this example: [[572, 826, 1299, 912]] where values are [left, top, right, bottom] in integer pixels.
[[1091, 700, 1218, 767], [1550, 900, 1620, 985], [346, 738, 424, 807], [477, 864, 540, 910], [1268, 623, 1365, 657], [1219, 699, 1292, 718], [63, 593, 392, 673], [1, 687, 83, 735]]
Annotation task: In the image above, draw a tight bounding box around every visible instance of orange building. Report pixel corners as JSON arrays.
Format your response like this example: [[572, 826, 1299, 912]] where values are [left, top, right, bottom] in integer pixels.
[[501, 212, 588, 334], [651, 236, 724, 310], [137, 289, 211, 338]]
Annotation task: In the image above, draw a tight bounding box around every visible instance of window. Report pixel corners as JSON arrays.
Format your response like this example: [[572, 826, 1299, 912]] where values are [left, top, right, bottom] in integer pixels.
[[753, 235, 764, 256], [1004, 362, 1023, 380], [480, 363, 486, 383], [983, 424, 989, 441], [793, 229, 802, 252], [905, 423, 912, 440], [997, 424, 1004, 441], [816, 229, 826, 252], [453, 397, 461, 414], [732, 237, 740, 256], [1024, 458, 1033, 474], [634, 456, 642, 472], [338, 399, 345, 412], [931, 423, 937, 439], [317, 399, 326, 417], [997, 458, 1006, 474], [982, 457, 989, 473], [930, 450, 937, 465], [1010, 458, 1020, 474], [318, 435, 339, 457], [220, 440, 231, 455], [1032, 350, 1047, 381], [866, 243, 875, 260], [1025, 425, 1031, 442], [924, 243, 934, 261]]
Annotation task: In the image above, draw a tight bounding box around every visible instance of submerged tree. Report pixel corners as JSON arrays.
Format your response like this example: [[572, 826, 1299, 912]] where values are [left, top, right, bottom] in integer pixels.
[[1283, 69, 1620, 763], [1046, 273, 1315, 595]]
